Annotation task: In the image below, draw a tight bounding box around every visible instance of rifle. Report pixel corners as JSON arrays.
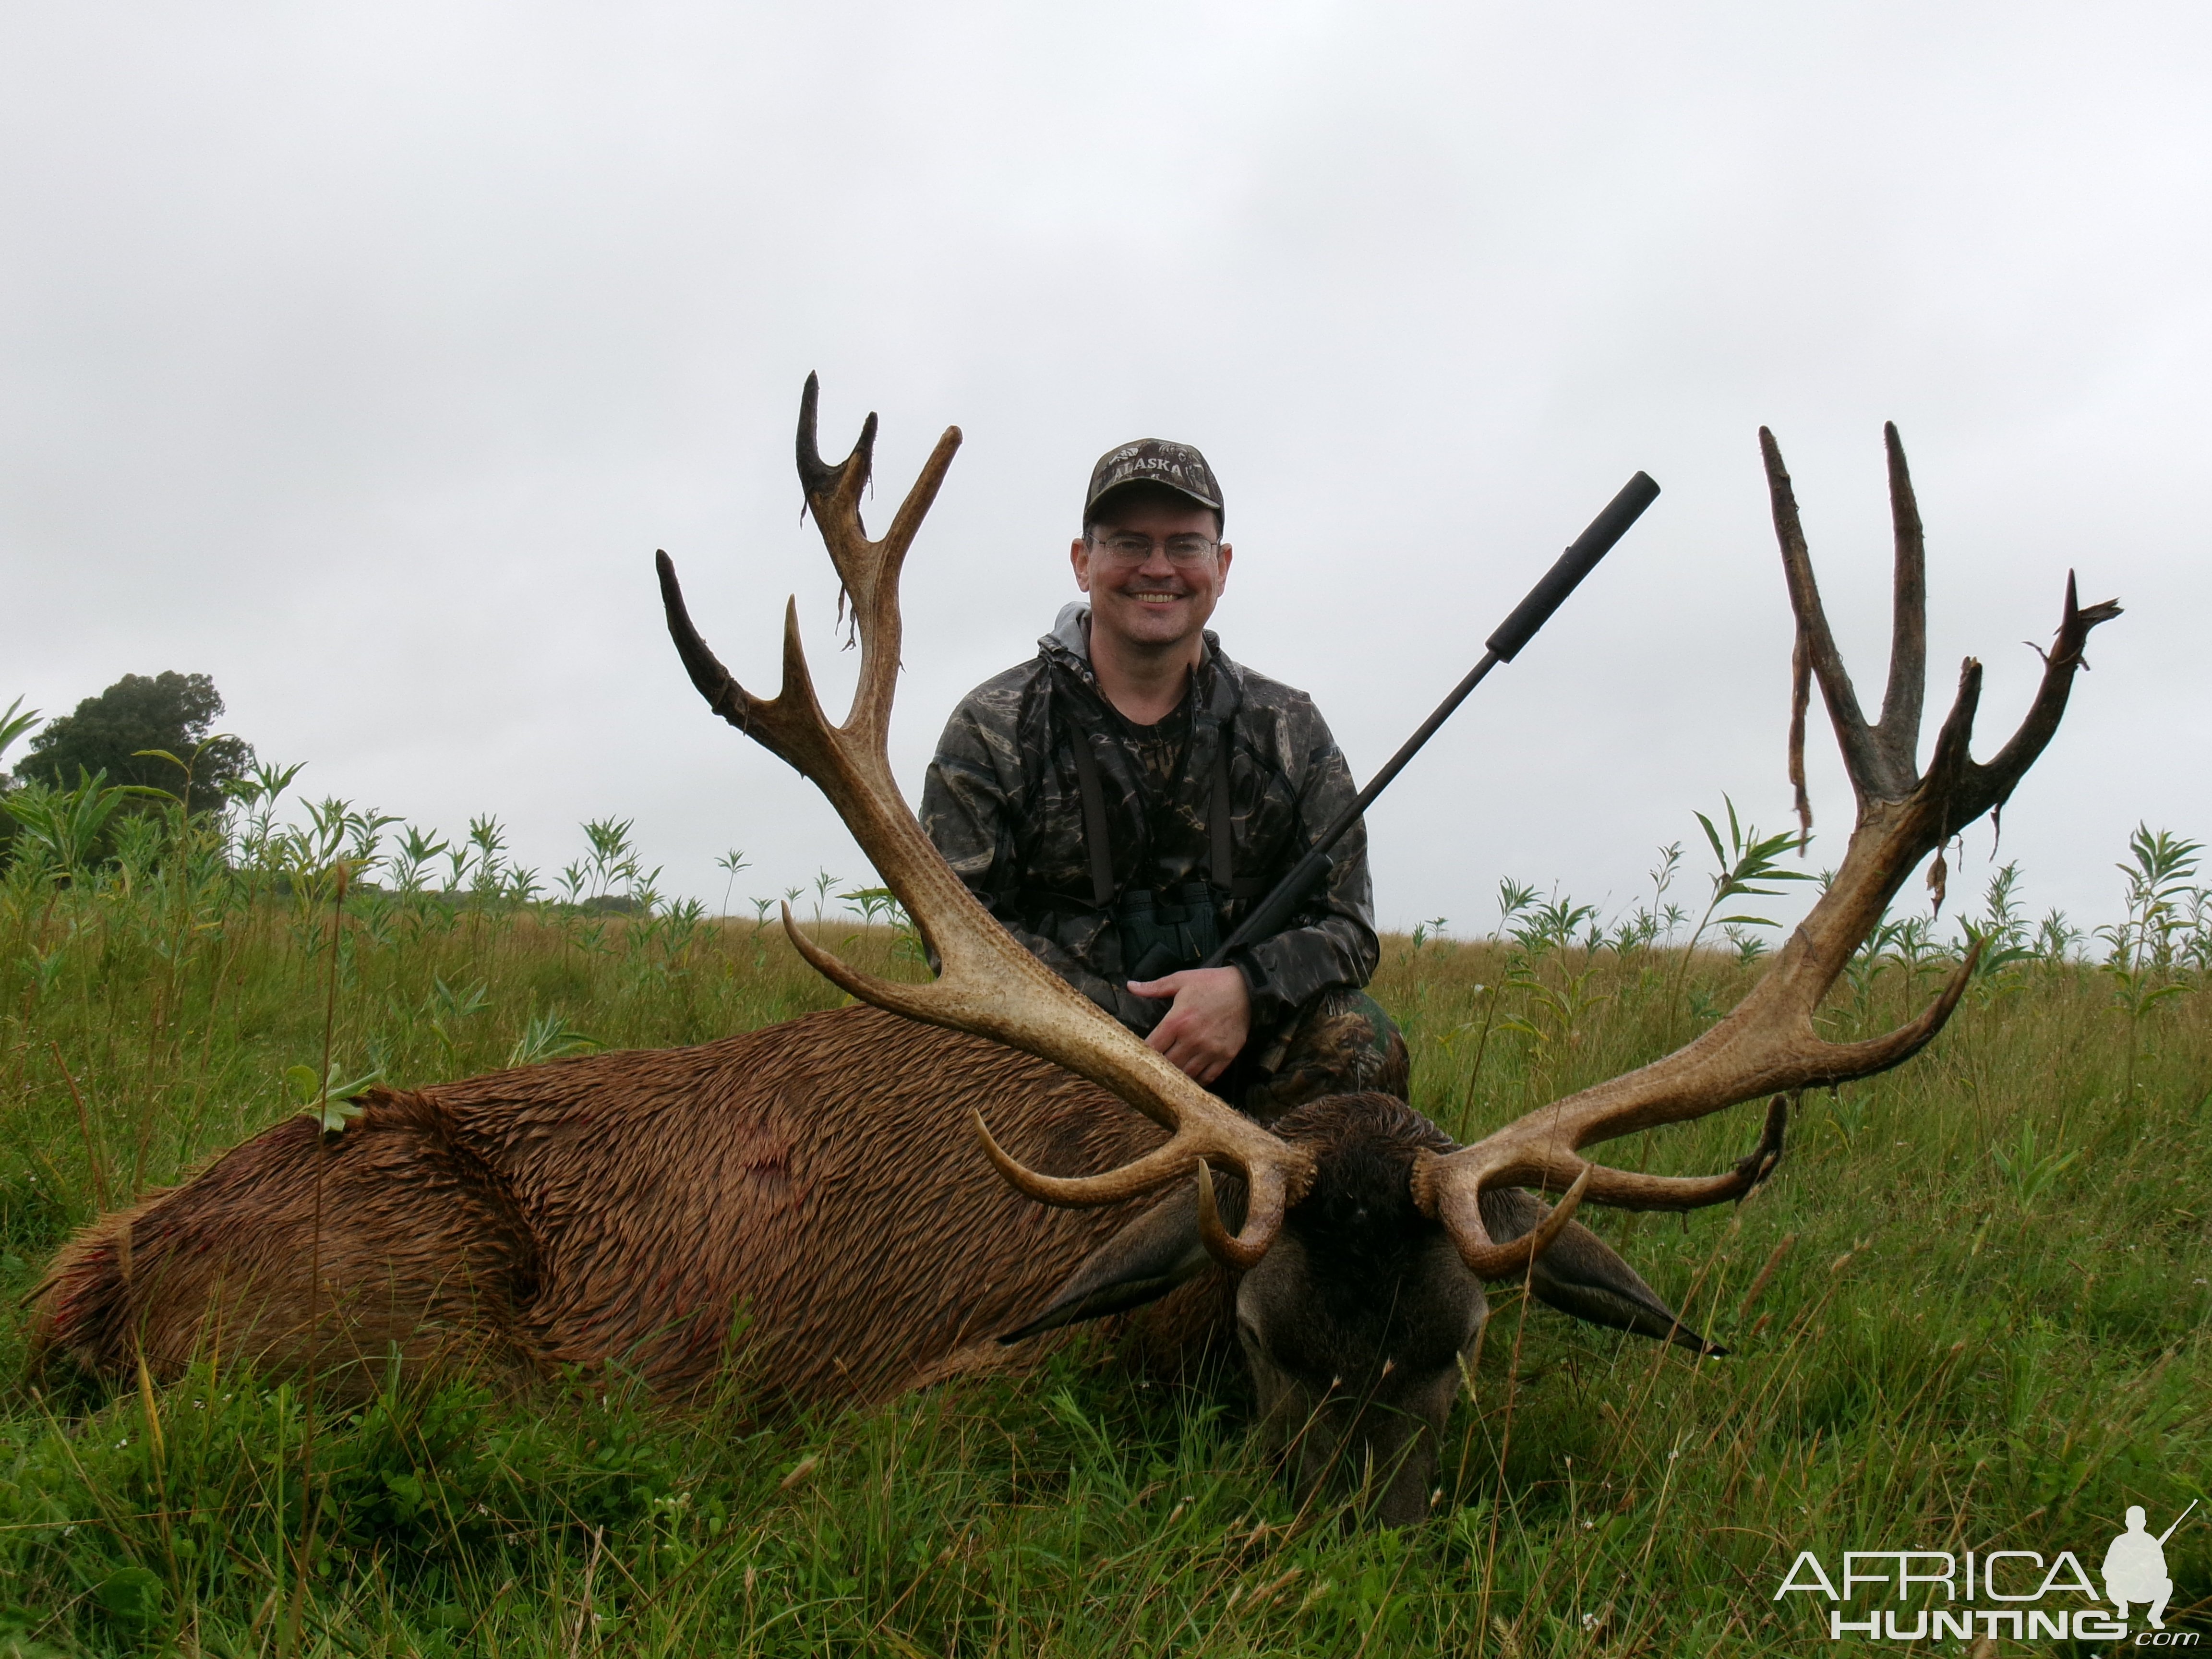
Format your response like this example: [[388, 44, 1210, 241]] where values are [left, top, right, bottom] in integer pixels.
[[1197, 470, 1660, 970], [2158, 1500, 2199, 1545]]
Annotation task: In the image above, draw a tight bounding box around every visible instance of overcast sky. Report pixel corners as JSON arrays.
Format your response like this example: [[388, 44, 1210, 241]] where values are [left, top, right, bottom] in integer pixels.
[[4, 2, 2206, 940]]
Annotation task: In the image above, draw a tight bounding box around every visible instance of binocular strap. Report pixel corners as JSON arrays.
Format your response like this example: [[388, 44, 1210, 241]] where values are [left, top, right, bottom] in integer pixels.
[[1069, 726, 1241, 910]]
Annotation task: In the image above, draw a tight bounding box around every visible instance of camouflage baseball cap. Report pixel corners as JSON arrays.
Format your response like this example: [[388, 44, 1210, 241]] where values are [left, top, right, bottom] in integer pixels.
[[1084, 438, 1223, 525]]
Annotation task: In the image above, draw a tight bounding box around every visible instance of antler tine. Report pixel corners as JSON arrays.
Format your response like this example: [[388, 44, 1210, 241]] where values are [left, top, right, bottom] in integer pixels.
[[656, 560, 838, 780], [1958, 570, 2122, 825], [666, 378, 1316, 1273], [794, 370, 870, 505], [1410, 1099, 1786, 1282], [1415, 425, 2112, 1280], [792, 372, 961, 753], [1876, 421, 1928, 777], [1762, 428, 1899, 799], [1410, 1162, 1595, 1281], [1787, 622, 1814, 847]]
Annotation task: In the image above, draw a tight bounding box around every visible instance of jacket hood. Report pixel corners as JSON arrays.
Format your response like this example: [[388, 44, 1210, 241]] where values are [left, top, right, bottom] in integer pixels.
[[1045, 601, 1093, 664], [1040, 602, 1226, 686]]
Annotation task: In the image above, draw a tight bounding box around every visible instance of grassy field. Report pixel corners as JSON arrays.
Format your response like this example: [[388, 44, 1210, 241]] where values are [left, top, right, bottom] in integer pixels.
[[0, 776, 2207, 1655]]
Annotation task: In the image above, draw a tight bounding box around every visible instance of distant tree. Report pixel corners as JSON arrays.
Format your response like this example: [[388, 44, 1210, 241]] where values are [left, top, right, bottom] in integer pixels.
[[15, 672, 254, 817]]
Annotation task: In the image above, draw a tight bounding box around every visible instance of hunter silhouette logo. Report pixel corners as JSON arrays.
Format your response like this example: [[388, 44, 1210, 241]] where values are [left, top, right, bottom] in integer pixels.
[[2106, 1502, 2195, 1631], [1775, 1502, 2202, 1642]]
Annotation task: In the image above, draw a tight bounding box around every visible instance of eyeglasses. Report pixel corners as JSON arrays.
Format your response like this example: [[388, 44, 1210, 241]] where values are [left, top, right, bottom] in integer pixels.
[[1088, 532, 1221, 566]]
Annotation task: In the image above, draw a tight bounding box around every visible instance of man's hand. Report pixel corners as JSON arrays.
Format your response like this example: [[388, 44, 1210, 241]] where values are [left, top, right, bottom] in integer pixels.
[[1127, 965, 1250, 1084]]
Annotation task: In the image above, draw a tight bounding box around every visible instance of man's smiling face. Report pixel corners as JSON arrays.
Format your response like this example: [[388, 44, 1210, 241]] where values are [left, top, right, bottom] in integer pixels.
[[1070, 486, 1233, 658]]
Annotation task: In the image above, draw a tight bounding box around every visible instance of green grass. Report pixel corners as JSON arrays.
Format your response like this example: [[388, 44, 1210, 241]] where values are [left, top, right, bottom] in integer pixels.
[[0, 792, 2208, 1654]]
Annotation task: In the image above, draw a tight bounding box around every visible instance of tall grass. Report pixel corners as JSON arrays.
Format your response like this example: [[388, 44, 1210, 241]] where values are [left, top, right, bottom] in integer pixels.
[[0, 767, 2207, 1653]]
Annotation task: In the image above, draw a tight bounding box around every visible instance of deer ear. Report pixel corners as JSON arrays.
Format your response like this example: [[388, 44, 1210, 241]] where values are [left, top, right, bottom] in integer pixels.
[[1478, 1188, 1725, 1357], [998, 1183, 1223, 1344]]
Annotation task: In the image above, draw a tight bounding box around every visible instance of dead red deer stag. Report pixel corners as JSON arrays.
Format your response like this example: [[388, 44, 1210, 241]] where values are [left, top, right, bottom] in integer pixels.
[[33, 386, 2114, 1525]]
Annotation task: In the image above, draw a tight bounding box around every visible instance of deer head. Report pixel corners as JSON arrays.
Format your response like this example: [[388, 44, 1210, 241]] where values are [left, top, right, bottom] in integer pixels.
[[658, 385, 2116, 1525]]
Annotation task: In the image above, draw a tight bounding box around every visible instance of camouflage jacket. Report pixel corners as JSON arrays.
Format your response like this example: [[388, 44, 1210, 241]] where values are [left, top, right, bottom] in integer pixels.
[[920, 603, 1379, 1034]]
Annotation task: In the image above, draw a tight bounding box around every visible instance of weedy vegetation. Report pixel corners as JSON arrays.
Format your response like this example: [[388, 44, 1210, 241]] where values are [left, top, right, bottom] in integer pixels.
[[0, 752, 2206, 1654]]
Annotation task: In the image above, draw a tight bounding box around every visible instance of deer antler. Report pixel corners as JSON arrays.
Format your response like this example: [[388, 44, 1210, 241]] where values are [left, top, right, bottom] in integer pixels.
[[657, 376, 1314, 1268], [1414, 423, 2121, 1278]]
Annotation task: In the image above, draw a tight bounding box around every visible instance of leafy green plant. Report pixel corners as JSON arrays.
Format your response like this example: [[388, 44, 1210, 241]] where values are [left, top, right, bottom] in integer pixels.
[[288, 1058, 381, 1133], [2099, 824, 2201, 972], [1721, 924, 1770, 967], [2033, 907, 2082, 964], [1496, 956, 1612, 1098], [1602, 842, 1689, 957], [717, 847, 751, 915], [425, 974, 491, 1057], [319, 1376, 501, 1559], [1667, 796, 1815, 1015], [507, 1011, 603, 1068], [809, 867, 842, 928], [1509, 893, 1599, 957], [2097, 826, 2202, 1095], [1493, 878, 1539, 934], [1990, 1118, 2080, 1210], [1963, 863, 2038, 982], [841, 884, 926, 965], [3, 770, 142, 876], [0, 696, 41, 766], [1687, 796, 1815, 954]]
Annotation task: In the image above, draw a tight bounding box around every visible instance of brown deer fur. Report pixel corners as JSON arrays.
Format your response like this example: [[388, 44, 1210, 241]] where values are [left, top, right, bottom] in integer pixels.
[[34, 1007, 1182, 1402]]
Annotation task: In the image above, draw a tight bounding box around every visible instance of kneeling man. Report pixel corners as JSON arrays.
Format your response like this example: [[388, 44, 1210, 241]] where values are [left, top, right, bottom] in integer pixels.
[[2102, 1506, 2174, 1630], [922, 438, 1402, 1118]]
